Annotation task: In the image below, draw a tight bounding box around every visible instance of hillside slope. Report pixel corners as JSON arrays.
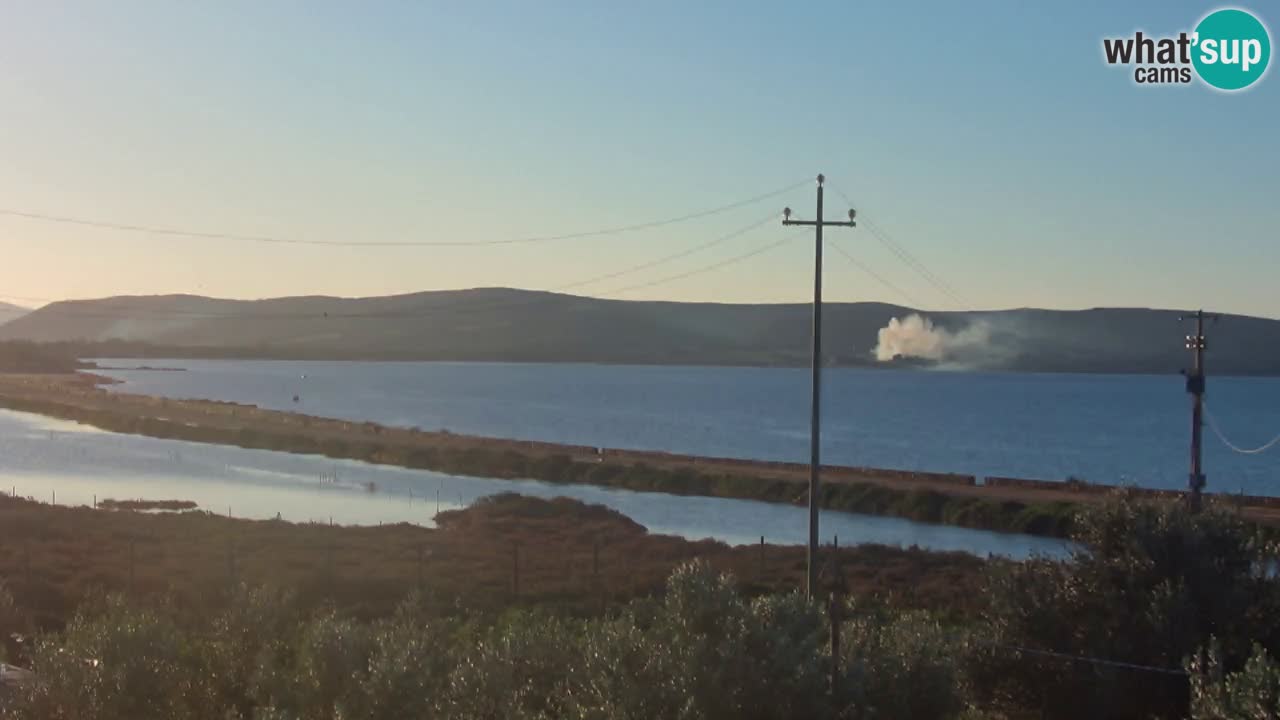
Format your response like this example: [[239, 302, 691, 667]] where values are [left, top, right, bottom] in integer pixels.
[[0, 301, 29, 326], [0, 289, 1276, 374]]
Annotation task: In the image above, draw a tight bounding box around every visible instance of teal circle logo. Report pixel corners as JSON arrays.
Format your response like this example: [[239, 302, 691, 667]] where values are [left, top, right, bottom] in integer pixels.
[[1192, 8, 1271, 90]]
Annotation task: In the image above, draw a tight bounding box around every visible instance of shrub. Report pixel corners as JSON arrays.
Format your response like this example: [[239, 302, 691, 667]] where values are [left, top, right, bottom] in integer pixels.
[[560, 560, 830, 720], [529, 454, 576, 482], [202, 585, 298, 717], [249, 608, 373, 718], [971, 492, 1280, 719], [0, 582, 22, 663], [341, 595, 451, 719], [1189, 640, 1280, 719], [7, 596, 218, 720], [836, 609, 969, 720], [439, 611, 579, 719]]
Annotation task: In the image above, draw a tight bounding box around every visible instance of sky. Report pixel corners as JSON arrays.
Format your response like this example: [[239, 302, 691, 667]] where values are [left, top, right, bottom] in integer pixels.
[[0, 1, 1277, 317]]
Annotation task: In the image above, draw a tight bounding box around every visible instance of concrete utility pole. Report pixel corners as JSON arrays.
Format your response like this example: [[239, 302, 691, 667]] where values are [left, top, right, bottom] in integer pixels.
[[783, 174, 855, 599], [1181, 309, 1218, 512]]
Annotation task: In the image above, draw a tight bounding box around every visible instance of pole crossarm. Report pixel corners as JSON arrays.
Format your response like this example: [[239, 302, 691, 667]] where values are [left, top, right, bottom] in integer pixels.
[[783, 219, 857, 228]]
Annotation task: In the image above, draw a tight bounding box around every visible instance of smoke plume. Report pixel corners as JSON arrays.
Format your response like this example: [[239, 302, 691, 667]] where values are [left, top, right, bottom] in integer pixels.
[[873, 314, 992, 364]]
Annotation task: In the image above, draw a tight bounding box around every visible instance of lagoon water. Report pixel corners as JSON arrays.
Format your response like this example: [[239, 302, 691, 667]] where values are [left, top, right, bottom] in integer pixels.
[[94, 360, 1280, 494], [0, 408, 1065, 559]]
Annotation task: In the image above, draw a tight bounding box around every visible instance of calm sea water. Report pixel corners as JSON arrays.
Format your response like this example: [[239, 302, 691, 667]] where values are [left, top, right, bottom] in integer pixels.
[[0, 409, 1064, 558], [94, 360, 1280, 495]]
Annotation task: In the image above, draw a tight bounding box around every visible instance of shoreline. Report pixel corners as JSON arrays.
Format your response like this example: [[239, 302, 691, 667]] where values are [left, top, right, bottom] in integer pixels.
[[81, 354, 1280, 378], [2, 372, 1277, 538]]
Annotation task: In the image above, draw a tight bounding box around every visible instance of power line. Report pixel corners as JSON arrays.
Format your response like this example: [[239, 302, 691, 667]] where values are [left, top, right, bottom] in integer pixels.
[[608, 231, 804, 296], [551, 213, 778, 292], [5, 292, 576, 324], [1204, 401, 1280, 455], [862, 218, 968, 307], [827, 182, 967, 307], [984, 639, 1188, 677], [839, 606, 1188, 678], [0, 179, 809, 248], [828, 241, 922, 307], [0, 220, 793, 321]]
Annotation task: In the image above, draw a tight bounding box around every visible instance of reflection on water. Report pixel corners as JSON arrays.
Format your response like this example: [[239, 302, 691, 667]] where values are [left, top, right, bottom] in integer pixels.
[[0, 409, 1068, 559], [91, 359, 1280, 491]]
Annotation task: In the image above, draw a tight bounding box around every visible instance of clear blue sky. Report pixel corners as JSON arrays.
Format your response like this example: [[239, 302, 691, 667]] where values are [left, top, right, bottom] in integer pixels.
[[0, 1, 1276, 316]]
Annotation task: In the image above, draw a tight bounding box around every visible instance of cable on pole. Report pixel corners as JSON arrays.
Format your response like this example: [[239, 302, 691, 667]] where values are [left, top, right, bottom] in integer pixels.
[[861, 217, 968, 306], [0, 218, 787, 321], [551, 212, 779, 292], [828, 241, 922, 307], [608, 230, 806, 296], [0, 179, 810, 248], [840, 606, 1189, 677], [986, 640, 1189, 677], [1203, 401, 1280, 455], [827, 182, 967, 307]]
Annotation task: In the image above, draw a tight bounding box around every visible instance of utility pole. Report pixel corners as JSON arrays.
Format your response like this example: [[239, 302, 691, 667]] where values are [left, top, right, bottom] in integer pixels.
[[783, 173, 856, 599], [1181, 309, 1218, 512]]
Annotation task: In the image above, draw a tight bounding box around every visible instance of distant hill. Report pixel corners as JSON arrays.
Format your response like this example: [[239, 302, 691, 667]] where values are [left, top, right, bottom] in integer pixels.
[[0, 301, 29, 326], [1, 288, 1277, 374]]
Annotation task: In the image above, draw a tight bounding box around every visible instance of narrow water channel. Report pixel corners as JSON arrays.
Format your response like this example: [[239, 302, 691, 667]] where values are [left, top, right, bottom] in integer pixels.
[[0, 409, 1069, 559]]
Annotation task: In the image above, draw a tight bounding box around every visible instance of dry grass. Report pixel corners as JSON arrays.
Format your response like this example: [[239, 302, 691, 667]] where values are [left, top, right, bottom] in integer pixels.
[[0, 492, 990, 635]]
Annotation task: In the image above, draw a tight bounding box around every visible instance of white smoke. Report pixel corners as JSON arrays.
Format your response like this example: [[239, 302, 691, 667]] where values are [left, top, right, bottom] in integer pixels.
[[872, 314, 992, 364]]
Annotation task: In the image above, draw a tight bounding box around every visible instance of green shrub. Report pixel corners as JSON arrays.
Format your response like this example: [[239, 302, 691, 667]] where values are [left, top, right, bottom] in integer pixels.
[[250, 608, 373, 718], [528, 454, 576, 483], [836, 609, 969, 720], [971, 492, 1280, 719], [7, 596, 218, 720], [339, 595, 451, 719], [0, 582, 21, 663], [584, 462, 624, 485], [439, 611, 579, 719], [202, 585, 298, 717], [560, 560, 831, 720], [898, 489, 950, 523], [1189, 640, 1280, 719]]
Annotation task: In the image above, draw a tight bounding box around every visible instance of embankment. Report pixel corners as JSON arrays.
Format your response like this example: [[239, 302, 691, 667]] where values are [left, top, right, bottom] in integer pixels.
[[1, 373, 1274, 538]]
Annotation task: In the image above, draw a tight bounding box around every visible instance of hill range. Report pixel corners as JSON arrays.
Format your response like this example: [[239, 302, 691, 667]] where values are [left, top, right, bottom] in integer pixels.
[[0, 288, 1276, 375]]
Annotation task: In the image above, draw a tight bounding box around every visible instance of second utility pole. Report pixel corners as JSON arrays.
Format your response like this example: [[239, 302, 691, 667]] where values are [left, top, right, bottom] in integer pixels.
[[1181, 309, 1218, 513], [783, 173, 856, 599]]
